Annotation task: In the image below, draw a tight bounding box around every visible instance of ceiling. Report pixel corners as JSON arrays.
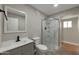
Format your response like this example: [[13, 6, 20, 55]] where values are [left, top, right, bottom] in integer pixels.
[[30, 4, 79, 16]]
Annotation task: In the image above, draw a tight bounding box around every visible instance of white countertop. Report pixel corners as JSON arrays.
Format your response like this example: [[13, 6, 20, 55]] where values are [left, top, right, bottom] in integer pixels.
[[0, 37, 33, 53]]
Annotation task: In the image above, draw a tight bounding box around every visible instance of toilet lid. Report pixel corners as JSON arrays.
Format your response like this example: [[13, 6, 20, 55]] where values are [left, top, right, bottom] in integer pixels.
[[36, 44, 48, 50]]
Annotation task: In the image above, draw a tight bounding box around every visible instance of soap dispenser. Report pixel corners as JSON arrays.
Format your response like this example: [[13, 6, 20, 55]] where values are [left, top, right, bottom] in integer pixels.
[[16, 36, 20, 42]]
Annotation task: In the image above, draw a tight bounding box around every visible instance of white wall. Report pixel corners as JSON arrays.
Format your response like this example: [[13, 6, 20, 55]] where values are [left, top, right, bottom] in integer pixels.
[[0, 4, 45, 42], [50, 6, 79, 17], [50, 6, 79, 44], [61, 17, 79, 44], [0, 5, 3, 44]]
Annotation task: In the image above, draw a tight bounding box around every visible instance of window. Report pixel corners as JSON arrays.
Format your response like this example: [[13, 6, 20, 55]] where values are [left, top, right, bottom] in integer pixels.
[[63, 21, 72, 28], [68, 21, 72, 28], [63, 21, 67, 28]]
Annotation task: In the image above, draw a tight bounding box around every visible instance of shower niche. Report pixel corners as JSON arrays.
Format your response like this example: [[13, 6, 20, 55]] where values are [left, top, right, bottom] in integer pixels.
[[4, 6, 27, 33]]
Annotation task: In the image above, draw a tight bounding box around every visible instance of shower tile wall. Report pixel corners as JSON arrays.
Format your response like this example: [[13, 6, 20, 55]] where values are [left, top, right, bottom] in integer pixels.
[[42, 19, 59, 51]]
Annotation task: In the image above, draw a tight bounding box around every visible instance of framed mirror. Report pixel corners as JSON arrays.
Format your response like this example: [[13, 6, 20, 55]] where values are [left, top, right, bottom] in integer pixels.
[[4, 6, 27, 33]]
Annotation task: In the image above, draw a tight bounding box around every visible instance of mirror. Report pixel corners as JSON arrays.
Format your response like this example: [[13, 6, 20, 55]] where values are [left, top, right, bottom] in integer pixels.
[[4, 6, 27, 33]]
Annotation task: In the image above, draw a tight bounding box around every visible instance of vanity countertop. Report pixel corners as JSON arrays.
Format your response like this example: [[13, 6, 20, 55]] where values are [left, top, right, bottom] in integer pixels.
[[0, 37, 33, 53]]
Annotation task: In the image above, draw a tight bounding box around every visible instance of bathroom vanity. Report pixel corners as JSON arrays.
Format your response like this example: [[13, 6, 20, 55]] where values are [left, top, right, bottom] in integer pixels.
[[0, 6, 35, 55], [0, 6, 34, 55], [0, 37, 34, 55]]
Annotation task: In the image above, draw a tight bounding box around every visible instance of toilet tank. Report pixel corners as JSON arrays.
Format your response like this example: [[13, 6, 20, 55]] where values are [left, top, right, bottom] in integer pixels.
[[32, 37, 41, 45]]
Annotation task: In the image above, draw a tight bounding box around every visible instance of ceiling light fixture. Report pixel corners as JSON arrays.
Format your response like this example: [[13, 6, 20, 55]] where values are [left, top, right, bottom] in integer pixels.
[[54, 4, 59, 7]]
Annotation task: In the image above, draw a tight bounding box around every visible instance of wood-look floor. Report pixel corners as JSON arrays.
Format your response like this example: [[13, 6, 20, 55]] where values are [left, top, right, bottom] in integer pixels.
[[61, 41, 79, 54], [46, 41, 79, 55]]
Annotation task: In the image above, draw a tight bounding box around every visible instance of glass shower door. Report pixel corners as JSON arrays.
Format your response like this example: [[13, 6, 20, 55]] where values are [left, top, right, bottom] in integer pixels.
[[42, 18, 59, 51]]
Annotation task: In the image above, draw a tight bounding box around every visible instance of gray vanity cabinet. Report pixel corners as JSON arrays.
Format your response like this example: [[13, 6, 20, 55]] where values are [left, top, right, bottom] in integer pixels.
[[1, 42, 34, 55]]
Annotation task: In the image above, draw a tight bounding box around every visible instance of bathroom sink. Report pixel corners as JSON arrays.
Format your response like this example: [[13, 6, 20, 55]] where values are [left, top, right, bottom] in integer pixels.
[[0, 37, 33, 53]]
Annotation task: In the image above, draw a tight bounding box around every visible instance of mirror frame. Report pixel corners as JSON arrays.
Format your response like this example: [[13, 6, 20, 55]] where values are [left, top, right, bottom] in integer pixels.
[[4, 6, 27, 33]]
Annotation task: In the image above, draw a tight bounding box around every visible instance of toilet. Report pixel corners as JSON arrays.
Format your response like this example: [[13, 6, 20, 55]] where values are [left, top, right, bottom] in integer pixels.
[[32, 37, 48, 55]]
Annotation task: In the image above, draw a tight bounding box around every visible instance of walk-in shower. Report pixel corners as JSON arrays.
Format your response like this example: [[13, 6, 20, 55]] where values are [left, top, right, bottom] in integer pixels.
[[41, 17, 60, 52]]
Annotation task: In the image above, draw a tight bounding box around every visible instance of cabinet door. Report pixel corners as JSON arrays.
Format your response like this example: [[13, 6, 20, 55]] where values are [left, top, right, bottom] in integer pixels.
[[1, 43, 34, 55], [5, 46, 23, 55], [21, 43, 34, 55]]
